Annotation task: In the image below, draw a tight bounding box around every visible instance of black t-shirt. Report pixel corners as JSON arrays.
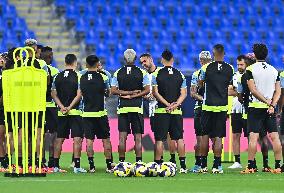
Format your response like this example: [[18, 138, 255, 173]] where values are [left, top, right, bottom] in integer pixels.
[[241, 72, 250, 113], [200, 61, 234, 107], [80, 71, 109, 112], [152, 66, 187, 108], [52, 69, 80, 109], [112, 65, 148, 109]]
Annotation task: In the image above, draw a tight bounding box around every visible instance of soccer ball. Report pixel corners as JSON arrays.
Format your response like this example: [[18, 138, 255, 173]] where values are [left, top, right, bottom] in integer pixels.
[[113, 162, 132, 177], [132, 162, 148, 177], [159, 162, 176, 177], [146, 162, 159, 177]]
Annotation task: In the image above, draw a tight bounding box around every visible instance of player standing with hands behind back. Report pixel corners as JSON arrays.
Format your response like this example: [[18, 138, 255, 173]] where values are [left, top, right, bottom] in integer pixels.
[[152, 50, 188, 173]]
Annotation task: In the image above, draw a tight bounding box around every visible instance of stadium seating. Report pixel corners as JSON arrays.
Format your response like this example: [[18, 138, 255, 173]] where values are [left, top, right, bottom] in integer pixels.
[[53, 0, 284, 71], [0, 0, 36, 53]]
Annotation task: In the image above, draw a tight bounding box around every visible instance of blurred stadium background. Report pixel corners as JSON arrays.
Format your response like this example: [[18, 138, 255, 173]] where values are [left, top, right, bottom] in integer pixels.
[[1, 0, 284, 118]]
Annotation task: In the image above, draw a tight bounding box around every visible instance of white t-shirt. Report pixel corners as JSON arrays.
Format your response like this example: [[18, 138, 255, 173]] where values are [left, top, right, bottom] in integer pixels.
[[231, 71, 243, 114]]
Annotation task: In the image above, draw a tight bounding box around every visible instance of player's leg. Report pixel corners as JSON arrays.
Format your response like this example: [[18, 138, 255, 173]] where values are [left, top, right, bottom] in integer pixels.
[[53, 116, 67, 172], [83, 117, 95, 172], [211, 112, 227, 173], [169, 114, 187, 173], [154, 114, 168, 164], [118, 114, 129, 162], [132, 113, 144, 162], [229, 113, 242, 169], [266, 115, 282, 172], [71, 116, 85, 173], [167, 134, 176, 163], [259, 134, 271, 172], [0, 124, 7, 169], [191, 107, 202, 172], [200, 111, 212, 173]]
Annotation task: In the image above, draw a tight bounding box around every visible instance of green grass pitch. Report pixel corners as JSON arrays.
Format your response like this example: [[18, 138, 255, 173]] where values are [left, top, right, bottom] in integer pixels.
[[1, 152, 284, 193]]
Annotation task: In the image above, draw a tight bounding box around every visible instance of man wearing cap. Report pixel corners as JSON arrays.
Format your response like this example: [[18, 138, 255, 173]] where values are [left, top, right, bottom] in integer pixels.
[[190, 51, 212, 173], [111, 49, 150, 162]]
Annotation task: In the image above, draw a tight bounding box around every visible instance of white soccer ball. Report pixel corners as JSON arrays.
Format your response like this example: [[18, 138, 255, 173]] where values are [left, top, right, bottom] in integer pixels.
[[132, 162, 148, 177], [146, 162, 159, 177], [159, 162, 176, 177], [113, 162, 132, 177]]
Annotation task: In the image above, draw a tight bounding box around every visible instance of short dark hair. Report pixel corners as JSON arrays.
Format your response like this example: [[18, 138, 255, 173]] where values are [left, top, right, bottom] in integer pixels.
[[139, 53, 152, 59], [213, 44, 224, 53], [161, 49, 173, 61], [86, 55, 100, 67], [37, 44, 43, 50], [237, 55, 246, 61], [7, 47, 20, 59], [253, 43, 268, 60], [41, 46, 53, 52], [65, 54, 77, 65]]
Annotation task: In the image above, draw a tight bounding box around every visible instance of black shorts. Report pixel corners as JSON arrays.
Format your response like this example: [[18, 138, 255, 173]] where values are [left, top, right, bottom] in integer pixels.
[[0, 109, 4, 126], [231, 113, 248, 137], [153, 114, 183, 141], [118, 113, 144, 134], [57, 116, 83, 138], [150, 116, 155, 133], [83, 116, 110, 140], [45, 107, 58, 133], [194, 108, 202, 136], [247, 108, 277, 135], [201, 111, 227, 138], [280, 112, 284, 135], [5, 112, 43, 133]]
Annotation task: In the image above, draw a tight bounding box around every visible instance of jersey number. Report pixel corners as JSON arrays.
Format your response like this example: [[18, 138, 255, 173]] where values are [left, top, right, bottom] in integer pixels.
[[64, 71, 69, 77], [127, 67, 132, 74], [218, 63, 222, 71], [88, 74, 92, 80], [262, 63, 267, 69], [168, 68, 173, 74]]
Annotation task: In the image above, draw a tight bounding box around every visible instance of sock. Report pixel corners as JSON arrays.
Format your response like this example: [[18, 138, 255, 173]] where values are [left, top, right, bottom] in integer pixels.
[[160, 155, 164, 162], [213, 156, 221, 168], [179, 157, 186, 169], [170, 154, 176, 163], [0, 157, 8, 168], [88, 157, 95, 170], [154, 159, 161, 164], [235, 155, 241, 164], [201, 156, 207, 168], [74, 158, 80, 168], [248, 160, 255, 169], [275, 160, 281, 169], [263, 155, 269, 168], [36, 158, 39, 167], [54, 158, 59, 168], [136, 157, 142, 162], [195, 156, 202, 166], [106, 159, 112, 169], [48, 157, 54, 168], [119, 157, 125, 162], [18, 157, 23, 167], [28, 157, 32, 166], [71, 154, 74, 163]]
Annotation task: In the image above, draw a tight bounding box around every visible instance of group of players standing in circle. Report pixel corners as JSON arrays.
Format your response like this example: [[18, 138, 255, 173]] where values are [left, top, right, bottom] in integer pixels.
[[0, 39, 283, 174]]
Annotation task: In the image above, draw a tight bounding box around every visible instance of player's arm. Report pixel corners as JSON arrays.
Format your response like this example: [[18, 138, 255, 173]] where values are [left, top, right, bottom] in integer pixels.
[[66, 89, 82, 112], [152, 85, 171, 107], [104, 77, 111, 97], [278, 73, 284, 113], [110, 76, 137, 96], [228, 85, 238, 96], [236, 79, 244, 103], [51, 89, 65, 112], [169, 76, 188, 111], [124, 73, 151, 99], [190, 73, 202, 101]]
